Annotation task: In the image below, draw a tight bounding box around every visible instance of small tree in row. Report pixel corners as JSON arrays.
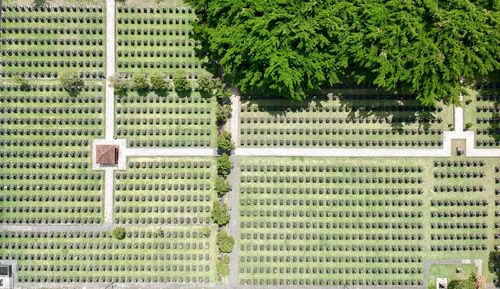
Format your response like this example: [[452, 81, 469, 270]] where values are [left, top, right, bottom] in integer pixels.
[[216, 230, 234, 253], [211, 200, 230, 226], [217, 132, 235, 153], [217, 154, 231, 177], [215, 176, 231, 198]]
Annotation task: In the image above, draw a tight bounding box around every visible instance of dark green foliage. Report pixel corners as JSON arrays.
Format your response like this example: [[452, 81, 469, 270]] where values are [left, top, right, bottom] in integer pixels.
[[111, 227, 126, 240], [217, 153, 231, 177], [489, 251, 500, 286], [217, 132, 235, 153], [198, 73, 215, 95], [216, 255, 230, 279], [216, 231, 234, 253], [216, 104, 232, 126], [149, 72, 170, 92], [211, 200, 230, 226], [215, 176, 231, 197], [186, 0, 500, 105], [173, 71, 191, 92], [59, 72, 84, 93], [109, 75, 129, 96], [132, 73, 149, 92]]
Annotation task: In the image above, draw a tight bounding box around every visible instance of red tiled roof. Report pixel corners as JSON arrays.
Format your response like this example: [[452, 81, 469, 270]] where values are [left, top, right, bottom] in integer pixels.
[[96, 145, 118, 165]]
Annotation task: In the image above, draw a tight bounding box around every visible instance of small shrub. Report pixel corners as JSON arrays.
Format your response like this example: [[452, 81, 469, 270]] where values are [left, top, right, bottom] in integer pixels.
[[112, 227, 126, 240], [13, 75, 29, 90], [59, 71, 84, 93], [217, 154, 231, 177], [149, 72, 170, 92], [216, 104, 232, 126], [173, 71, 191, 92], [465, 122, 473, 130], [109, 75, 129, 95], [211, 200, 230, 226], [216, 231, 235, 253], [217, 132, 235, 153], [201, 226, 211, 238], [198, 74, 214, 95], [216, 255, 230, 279], [215, 176, 231, 197], [132, 73, 149, 92]]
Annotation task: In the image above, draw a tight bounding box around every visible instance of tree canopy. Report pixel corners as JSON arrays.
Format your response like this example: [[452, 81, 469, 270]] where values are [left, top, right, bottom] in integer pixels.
[[186, 0, 499, 105]]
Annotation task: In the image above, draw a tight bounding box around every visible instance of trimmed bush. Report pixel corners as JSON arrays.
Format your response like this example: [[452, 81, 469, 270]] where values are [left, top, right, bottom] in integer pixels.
[[211, 200, 230, 226], [217, 154, 231, 177], [132, 73, 149, 91], [215, 176, 231, 197], [216, 255, 230, 280], [59, 71, 84, 93], [149, 72, 170, 92], [216, 231, 234, 253], [217, 132, 235, 153], [173, 71, 191, 92], [112, 227, 126, 240]]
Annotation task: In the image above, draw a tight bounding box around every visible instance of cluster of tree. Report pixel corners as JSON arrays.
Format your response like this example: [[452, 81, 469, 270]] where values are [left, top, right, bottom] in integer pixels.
[[186, 0, 499, 106], [110, 71, 193, 96]]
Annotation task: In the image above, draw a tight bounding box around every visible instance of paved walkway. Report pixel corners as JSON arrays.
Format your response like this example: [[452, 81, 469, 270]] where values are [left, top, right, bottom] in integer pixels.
[[230, 94, 240, 145], [105, 0, 116, 141], [102, 0, 116, 224]]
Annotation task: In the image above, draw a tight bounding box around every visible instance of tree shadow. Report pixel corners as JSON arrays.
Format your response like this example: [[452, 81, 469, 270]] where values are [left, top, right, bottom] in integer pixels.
[[66, 90, 81, 98], [136, 88, 149, 97], [476, 84, 499, 143], [153, 89, 168, 97], [176, 89, 192, 98], [488, 251, 500, 287], [338, 91, 435, 132], [240, 89, 438, 134]]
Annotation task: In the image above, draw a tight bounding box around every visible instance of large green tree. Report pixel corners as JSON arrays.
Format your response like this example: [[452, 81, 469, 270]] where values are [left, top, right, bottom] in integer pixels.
[[186, 0, 499, 105]]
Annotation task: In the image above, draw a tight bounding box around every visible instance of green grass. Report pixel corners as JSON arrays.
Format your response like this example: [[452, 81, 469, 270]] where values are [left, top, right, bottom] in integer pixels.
[[0, 226, 218, 283], [116, 2, 207, 78], [114, 157, 216, 225], [428, 264, 476, 289], [237, 157, 499, 286], [239, 94, 453, 147], [115, 91, 217, 147], [0, 2, 106, 79], [0, 81, 105, 224]]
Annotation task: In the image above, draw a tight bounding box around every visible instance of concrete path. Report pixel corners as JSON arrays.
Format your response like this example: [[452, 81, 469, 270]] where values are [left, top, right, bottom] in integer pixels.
[[105, 0, 116, 141], [227, 155, 239, 288], [102, 0, 116, 224], [231, 94, 240, 145]]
